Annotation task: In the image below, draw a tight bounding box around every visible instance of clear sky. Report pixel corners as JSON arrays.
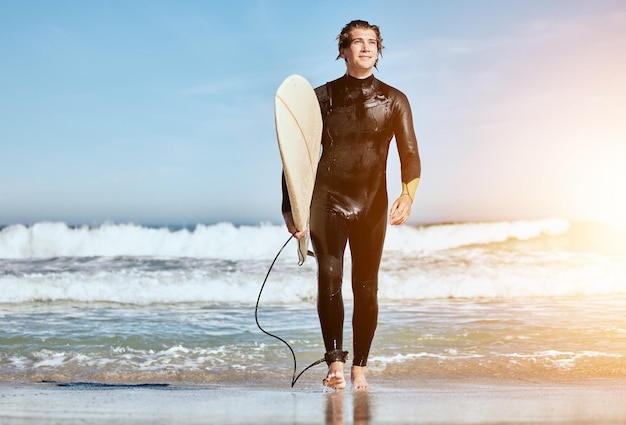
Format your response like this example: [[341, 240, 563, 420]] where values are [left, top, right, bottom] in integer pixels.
[[1, 0, 625, 227]]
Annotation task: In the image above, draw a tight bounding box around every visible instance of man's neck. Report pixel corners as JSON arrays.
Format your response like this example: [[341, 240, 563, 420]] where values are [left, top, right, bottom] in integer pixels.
[[346, 69, 373, 79]]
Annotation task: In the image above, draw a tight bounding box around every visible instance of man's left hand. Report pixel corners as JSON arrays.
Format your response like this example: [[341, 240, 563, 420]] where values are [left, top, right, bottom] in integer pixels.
[[389, 195, 412, 225]]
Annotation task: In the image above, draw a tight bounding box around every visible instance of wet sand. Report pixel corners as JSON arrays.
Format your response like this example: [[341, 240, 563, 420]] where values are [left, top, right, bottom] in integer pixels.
[[2, 379, 626, 424]]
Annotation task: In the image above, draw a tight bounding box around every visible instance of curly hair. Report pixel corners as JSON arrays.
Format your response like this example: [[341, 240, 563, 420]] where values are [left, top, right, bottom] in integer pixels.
[[336, 20, 384, 63]]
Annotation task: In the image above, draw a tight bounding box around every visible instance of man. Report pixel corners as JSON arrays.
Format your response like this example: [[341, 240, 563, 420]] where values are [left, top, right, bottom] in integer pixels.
[[282, 20, 421, 390]]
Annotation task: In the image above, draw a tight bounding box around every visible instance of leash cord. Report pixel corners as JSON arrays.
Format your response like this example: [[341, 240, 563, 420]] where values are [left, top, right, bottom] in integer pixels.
[[254, 234, 325, 387]]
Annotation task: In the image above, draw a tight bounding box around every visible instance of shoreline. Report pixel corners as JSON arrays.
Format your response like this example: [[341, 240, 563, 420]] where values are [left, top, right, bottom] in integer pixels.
[[3, 379, 626, 424]]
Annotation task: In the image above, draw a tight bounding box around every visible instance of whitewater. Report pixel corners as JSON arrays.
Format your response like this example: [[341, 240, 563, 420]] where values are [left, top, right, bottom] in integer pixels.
[[1, 219, 626, 385], [0, 218, 570, 259], [0, 219, 624, 304]]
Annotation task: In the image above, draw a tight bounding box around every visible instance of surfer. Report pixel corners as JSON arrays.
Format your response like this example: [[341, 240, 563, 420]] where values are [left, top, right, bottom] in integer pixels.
[[282, 20, 421, 390]]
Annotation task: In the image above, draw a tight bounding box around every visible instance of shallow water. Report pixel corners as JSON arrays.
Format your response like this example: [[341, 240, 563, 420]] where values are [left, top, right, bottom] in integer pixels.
[[1, 220, 625, 386], [2, 296, 626, 386]]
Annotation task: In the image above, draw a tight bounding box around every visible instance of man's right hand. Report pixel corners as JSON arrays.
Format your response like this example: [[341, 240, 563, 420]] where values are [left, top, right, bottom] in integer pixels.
[[282, 211, 308, 239]]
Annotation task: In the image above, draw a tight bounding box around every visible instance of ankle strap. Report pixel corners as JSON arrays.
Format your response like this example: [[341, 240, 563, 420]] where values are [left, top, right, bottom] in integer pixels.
[[324, 349, 349, 365]]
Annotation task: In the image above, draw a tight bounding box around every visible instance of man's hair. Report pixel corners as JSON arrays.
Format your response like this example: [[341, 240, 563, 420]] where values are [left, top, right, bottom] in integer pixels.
[[336, 20, 384, 63]]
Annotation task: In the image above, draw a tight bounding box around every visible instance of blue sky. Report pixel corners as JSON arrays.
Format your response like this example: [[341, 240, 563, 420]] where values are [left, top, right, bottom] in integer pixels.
[[1, 0, 625, 227]]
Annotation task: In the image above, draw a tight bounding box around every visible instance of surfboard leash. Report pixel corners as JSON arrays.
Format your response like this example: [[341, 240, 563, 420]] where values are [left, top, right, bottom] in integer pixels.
[[254, 233, 325, 387]]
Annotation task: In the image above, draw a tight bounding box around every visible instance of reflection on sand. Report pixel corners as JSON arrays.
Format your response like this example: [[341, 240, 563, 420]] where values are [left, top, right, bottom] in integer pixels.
[[325, 391, 373, 425]]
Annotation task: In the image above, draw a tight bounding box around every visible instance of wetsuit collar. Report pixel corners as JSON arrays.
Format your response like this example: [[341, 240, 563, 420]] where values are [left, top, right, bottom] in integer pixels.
[[344, 73, 375, 87]]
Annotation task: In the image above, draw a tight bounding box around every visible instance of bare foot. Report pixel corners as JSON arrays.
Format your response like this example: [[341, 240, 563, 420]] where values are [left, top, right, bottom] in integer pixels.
[[323, 361, 346, 390], [351, 365, 370, 390]]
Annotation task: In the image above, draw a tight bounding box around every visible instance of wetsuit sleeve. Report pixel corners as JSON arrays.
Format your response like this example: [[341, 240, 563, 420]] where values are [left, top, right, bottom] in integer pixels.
[[281, 172, 291, 213], [392, 91, 421, 201]]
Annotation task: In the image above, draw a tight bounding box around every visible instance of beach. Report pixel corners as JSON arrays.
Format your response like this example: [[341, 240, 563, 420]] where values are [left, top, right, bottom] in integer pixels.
[[3, 379, 626, 424], [2, 220, 626, 423]]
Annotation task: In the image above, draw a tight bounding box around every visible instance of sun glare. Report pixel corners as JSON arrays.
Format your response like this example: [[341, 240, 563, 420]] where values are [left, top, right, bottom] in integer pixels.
[[584, 139, 626, 231]]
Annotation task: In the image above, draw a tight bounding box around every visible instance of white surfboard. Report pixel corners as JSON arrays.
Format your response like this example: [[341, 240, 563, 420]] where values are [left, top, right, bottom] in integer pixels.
[[275, 74, 323, 265]]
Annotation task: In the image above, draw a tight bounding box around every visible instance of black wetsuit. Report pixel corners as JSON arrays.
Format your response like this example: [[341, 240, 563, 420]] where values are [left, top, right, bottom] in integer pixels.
[[282, 73, 420, 366]]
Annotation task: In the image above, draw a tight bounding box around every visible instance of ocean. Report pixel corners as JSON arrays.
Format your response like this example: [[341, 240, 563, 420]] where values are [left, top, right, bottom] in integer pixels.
[[1, 219, 626, 388]]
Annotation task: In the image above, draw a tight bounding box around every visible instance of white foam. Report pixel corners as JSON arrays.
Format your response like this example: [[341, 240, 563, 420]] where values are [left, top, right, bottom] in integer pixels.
[[383, 218, 570, 253], [378, 248, 626, 300], [0, 222, 291, 260], [1, 247, 625, 305], [2, 218, 623, 305], [0, 219, 571, 259]]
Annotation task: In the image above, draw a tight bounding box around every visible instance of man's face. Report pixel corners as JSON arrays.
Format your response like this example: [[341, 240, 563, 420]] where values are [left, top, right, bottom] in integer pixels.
[[340, 28, 379, 75]]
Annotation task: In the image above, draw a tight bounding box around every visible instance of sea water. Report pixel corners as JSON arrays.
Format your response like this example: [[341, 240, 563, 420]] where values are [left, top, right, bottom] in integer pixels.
[[1, 219, 626, 387]]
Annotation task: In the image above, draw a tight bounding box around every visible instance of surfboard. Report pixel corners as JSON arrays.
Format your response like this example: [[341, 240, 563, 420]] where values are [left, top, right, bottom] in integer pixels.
[[274, 74, 323, 265]]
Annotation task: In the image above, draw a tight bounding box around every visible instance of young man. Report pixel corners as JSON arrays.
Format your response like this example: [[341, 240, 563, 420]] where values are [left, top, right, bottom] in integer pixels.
[[282, 20, 421, 390]]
